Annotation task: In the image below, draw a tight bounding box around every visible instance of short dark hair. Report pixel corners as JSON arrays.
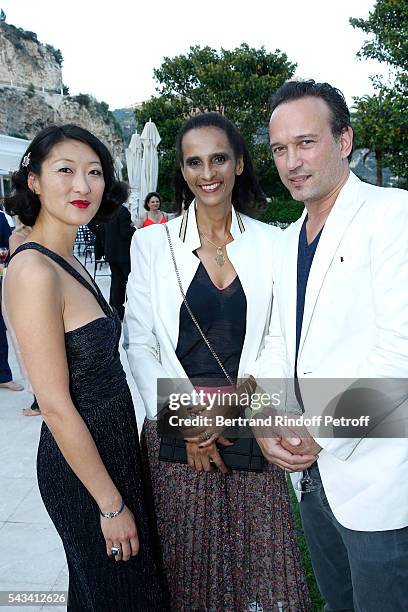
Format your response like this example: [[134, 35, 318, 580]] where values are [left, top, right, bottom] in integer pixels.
[[4, 124, 129, 226], [173, 112, 266, 213], [270, 80, 352, 160], [144, 191, 162, 211]]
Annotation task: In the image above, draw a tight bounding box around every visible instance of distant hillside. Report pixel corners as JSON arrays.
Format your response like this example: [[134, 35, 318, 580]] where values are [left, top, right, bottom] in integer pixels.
[[112, 108, 138, 145], [351, 149, 401, 187]]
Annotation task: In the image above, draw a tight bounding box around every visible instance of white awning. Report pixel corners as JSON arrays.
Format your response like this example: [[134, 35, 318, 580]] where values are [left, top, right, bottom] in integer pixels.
[[0, 134, 31, 175]]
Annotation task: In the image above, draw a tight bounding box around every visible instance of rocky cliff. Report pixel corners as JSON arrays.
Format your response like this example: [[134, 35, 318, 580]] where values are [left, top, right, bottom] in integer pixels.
[[0, 22, 62, 92], [0, 21, 124, 158]]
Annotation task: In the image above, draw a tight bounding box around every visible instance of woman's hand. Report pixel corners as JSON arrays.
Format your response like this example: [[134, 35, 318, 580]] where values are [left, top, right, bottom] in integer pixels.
[[101, 505, 139, 562], [187, 377, 257, 448], [185, 437, 234, 474]]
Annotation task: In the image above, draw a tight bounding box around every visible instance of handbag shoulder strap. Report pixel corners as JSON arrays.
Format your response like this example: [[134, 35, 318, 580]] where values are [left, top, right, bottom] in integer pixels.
[[164, 224, 234, 387]]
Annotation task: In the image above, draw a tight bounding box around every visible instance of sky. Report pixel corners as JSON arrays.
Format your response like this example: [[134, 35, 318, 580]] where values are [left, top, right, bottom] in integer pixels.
[[1, 0, 390, 111]]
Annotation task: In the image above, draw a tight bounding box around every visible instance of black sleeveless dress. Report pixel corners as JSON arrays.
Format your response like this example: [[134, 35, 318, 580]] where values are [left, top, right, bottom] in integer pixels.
[[10, 243, 167, 612]]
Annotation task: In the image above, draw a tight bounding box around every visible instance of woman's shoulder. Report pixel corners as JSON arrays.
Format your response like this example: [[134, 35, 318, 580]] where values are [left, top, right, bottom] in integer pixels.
[[7, 248, 59, 292], [131, 219, 171, 253], [5, 249, 64, 331], [137, 213, 181, 234]]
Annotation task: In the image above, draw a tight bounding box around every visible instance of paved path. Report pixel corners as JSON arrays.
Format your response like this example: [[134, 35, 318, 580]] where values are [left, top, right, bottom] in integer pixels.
[[0, 260, 145, 611]]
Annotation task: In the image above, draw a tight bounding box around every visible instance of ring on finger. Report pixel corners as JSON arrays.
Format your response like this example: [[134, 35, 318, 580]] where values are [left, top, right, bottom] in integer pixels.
[[111, 546, 121, 557], [199, 431, 212, 442]]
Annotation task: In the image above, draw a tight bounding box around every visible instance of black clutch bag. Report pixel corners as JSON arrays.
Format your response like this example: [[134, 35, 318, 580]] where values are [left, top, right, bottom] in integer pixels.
[[159, 435, 265, 472]]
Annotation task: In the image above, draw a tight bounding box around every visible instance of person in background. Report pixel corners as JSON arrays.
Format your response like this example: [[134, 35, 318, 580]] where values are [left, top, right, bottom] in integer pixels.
[[137, 192, 168, 228], [8, 219, 41, 415], [103, 203, 135, 321], [0, 209, 23, 392], [88, 220, 105, 262]]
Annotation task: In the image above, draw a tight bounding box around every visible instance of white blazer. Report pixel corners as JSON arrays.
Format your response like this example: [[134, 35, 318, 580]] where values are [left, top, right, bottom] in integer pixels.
[[257, 172, 408, 531], [124, 203, 280, 420]]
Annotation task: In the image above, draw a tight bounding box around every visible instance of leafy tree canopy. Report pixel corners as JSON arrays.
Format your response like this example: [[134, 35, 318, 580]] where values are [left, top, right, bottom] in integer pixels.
[[350, 0, 408, 72], [350, 0, 408, 183], [352, 90, 407, 185], [135, 44, 296, 206], [154, 44, 296, 141]]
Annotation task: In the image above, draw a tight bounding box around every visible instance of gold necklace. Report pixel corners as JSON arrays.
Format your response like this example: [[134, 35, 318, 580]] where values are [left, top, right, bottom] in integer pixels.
[[199, 232, 230, 267]]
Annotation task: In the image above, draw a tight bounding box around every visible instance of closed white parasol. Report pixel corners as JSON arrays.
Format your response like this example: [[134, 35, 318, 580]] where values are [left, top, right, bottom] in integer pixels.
[[140, 119, 161, 209], [125, 132, 143, 222]]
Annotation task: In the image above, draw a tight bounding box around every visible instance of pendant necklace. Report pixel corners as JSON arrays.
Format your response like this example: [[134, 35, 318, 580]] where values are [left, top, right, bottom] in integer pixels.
[[199, 232, 230, 267]]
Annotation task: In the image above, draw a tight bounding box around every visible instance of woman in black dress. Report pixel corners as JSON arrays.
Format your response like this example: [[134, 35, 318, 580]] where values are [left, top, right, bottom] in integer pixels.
[[3, 125, 167, 611]]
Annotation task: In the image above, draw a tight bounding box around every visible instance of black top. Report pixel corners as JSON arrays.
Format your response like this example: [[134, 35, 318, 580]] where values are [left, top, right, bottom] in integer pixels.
[[176, 262, 247, 385]]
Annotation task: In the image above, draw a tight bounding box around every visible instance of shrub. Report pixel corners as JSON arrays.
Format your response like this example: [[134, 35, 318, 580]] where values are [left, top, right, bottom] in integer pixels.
[[25, 83, 35, 98], [73, 93, 91, 109], [259, 196, 304, 224]]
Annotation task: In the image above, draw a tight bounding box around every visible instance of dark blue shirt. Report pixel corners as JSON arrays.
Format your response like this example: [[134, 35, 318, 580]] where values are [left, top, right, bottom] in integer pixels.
[[295, 217, 323, 408], [0, 212, 12, 249]]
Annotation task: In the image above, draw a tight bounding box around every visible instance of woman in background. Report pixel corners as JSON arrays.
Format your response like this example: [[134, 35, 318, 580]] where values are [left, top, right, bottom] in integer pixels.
[[137, 191, 168, 228]]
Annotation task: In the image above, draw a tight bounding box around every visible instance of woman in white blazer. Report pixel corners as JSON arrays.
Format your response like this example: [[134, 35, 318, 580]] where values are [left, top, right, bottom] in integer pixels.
[[124, 113, 311, 611]]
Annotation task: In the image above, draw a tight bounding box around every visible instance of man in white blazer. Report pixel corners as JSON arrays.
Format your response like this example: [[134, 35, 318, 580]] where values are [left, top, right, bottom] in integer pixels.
[[256, 80, 408, 611]]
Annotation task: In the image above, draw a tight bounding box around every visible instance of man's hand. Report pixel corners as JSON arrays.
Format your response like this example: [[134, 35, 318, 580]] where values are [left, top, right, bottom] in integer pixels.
[[256, 437, 317, 472], [280, 436, 321, 457]]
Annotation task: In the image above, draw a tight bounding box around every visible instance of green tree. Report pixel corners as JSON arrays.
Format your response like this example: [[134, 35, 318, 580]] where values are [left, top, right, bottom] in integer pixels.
[[352, 92, 398, 186], [350, 0, 408, 182], [134, 44, 296, 205], [154, 44, 296, 142], [381, 91, 408, 183], [350, 0, 408, 73], [135, 96, 190, 205]]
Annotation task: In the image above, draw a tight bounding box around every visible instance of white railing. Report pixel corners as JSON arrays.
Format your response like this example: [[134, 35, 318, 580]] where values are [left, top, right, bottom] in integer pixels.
[[0, 79, 63, 95]]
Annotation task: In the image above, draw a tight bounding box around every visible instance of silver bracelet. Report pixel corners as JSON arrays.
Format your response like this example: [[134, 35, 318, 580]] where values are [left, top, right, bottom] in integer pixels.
[[99, 499, 125, 519]]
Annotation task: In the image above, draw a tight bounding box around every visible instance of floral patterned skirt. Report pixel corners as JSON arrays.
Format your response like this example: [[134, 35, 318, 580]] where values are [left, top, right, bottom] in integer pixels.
[[141, 419, 311, 612]]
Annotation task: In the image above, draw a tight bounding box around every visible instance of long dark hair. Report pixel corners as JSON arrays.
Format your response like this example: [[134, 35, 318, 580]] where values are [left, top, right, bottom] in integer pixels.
[[4, 124, 129, 226], [173, 112, 266, 214]]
